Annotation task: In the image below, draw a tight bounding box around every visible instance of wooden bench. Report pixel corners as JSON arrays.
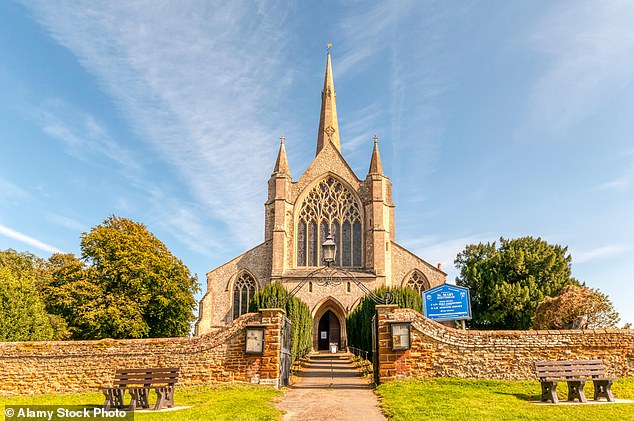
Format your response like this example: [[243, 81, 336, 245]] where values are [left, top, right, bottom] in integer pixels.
[[102, 367, 180, 411], [534, 360, 615, 403]]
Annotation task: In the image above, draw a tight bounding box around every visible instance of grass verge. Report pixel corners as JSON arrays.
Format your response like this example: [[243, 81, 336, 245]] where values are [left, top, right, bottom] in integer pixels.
[[375, 377, 634, 421], [1, 384, 283, 421]]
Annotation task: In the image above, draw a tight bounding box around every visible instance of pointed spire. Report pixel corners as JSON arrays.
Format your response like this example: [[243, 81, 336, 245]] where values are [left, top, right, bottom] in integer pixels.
[[368, 134, 384, 175], [273, 134, 290, 176], [316, 46, 341, 156]]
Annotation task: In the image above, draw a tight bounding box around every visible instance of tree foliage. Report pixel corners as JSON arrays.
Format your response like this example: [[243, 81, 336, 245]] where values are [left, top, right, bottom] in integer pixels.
[[346, 287, 423, 358], [455, 237, 578, 330], [62, 215, 200, 339], [249, 282, 312, 363], [1, 217, 199, 342], [45, 253, 104, 339], [0, 253, 54, 341], [533, 284, 620, 330]]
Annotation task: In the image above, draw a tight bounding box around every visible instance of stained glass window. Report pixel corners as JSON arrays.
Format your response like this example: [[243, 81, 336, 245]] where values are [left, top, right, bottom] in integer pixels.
[[233, 272, 257, 319], [405, 271, 429, 294], [296, 176, 363, 267]]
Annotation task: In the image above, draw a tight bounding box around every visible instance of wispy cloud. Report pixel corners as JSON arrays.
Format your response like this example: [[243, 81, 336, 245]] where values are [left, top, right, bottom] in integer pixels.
[[336, 1, 414, 77], [524, 1, 634, 136], [0, 223, 63, 254], [46, 213, 86, 232], [571, 244, 632, 263], [0, 178, 29, 201], [146, 192, 226, 257], [38, 99, 141, 176], [24, 2, 294, 250], [340, 103, 381, 155], [573, 244, 630, 264], [400, 233, 494, 281], [596, 156, 634, 192], [335, 0, 451, 187]]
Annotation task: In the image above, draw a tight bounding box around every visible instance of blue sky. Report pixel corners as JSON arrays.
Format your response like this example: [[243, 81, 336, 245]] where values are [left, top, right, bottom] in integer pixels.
[[1, 1, 633, 326]]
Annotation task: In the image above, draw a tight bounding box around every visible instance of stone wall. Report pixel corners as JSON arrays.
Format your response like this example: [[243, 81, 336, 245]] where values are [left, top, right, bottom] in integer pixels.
[[0, 309, 285, 396], [195, 242, 272, 334], [376, 305, 634, 383], [390, 243, 446, 289]]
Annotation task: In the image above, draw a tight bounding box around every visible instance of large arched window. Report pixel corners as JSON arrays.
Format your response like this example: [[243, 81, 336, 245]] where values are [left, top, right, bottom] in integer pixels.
[[233, 272, 257, 319], [297, 176, 362, 267], [405, 270, 429, 294]]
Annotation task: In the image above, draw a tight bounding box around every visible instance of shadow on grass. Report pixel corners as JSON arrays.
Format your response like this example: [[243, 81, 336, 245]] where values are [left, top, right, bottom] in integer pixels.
[[493, 391, 540, 401]]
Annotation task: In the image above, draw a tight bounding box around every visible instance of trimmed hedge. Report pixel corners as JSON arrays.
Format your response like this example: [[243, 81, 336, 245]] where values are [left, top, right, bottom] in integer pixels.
[[346, 286, 423, 357], [249, 282, 312, 362]]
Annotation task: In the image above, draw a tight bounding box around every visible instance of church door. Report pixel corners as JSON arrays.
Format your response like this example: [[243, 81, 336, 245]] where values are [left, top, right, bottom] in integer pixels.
[[317, 310, 340, 351]]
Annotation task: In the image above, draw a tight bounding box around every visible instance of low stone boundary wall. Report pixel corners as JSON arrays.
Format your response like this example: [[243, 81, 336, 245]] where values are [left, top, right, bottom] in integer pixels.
[[376, 305, 634, 383], [0, 309, 285, 396]]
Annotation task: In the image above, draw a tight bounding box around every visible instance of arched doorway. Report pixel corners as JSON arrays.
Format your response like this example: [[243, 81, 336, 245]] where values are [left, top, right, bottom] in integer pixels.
[[312, 297, 347, 351], [317, 310, 340, 350]]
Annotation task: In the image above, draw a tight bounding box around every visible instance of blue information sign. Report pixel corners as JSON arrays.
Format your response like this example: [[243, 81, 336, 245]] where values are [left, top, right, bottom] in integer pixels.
[[423, 284, 471, 321]]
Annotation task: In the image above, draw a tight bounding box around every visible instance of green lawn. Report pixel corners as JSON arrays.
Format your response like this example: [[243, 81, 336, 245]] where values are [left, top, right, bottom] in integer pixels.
[[1, 384, 283, 421], [4, 378, 634, 420], [375, 377, 634, 421]]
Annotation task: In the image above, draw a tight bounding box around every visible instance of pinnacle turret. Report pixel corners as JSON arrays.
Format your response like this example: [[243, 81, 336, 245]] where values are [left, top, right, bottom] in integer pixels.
[[368, 134, 384, 175], [273, 135, 290, 176]]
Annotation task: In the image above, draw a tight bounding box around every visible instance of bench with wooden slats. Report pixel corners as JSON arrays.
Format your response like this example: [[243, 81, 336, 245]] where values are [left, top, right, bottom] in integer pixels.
[[102, 367, 180, 411], [534, 360, 615, 403]]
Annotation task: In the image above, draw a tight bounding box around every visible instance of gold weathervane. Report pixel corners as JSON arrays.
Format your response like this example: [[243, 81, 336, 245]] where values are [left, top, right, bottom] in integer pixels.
[[327, 43, 332, 53]]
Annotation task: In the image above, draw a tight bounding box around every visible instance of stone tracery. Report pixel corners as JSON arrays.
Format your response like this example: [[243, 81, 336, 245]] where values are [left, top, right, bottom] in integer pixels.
[[297, 176, 362, 267], [233, 272, 257, 319], [405, 270, 430, 294]]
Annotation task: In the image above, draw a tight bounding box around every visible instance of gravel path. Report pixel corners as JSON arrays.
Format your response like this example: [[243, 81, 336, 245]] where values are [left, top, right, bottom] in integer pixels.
[[277, 353, 386, 421]]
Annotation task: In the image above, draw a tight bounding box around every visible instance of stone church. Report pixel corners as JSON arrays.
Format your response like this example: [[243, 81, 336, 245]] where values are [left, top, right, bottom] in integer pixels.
[[195, 52, 446, 350]]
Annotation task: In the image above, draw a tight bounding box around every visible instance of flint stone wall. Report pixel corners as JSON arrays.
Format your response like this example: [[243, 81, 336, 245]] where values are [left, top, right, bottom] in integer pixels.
[[376, 305, 634, 383], [0, 309, 284, 396]]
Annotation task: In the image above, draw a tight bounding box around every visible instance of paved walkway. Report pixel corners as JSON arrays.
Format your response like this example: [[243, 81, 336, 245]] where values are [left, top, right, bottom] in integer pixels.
[[277, 352, 386, 421]]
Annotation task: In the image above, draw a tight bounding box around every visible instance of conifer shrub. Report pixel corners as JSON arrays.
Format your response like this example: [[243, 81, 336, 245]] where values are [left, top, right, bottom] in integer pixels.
[[346, 286, 423, 358], [249, 282, 313, 362]]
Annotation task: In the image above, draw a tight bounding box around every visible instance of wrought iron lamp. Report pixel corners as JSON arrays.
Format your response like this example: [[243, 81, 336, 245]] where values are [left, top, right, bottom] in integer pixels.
[[321, 234, 336, 266], [265, 230, 393, 307]]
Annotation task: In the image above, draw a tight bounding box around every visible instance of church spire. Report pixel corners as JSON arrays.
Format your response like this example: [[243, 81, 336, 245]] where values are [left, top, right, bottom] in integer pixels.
[[273, 134, 290, 176], [368, 134, 384, 175], [316, 46, 341, 156]]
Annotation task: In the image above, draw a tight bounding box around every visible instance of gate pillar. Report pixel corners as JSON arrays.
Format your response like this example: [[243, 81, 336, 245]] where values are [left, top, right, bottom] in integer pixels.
[[257, 308, 286, 388], [375, 304, 399, 383]]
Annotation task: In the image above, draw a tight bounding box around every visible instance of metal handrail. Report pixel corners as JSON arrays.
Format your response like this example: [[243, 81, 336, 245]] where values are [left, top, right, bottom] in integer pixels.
[[349, 346, 369, 361]]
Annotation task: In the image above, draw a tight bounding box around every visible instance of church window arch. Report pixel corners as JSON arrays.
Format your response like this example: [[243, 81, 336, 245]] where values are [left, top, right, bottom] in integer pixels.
[[405, 270, 430, 294], [233, 272, 257, 320], [296, 176, 362, 267]]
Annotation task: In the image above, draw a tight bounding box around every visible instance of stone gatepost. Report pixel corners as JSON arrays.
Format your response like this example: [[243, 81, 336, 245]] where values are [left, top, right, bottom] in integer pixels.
[[376, 304, 415, 383], [256, 308, 285, 388]]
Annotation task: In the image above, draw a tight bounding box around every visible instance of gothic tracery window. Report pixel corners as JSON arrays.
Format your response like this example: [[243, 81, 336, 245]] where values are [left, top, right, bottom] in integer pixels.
[[405, 270, 429, 294], [297, 176, 362, 267], [233, 272, 257, 319]]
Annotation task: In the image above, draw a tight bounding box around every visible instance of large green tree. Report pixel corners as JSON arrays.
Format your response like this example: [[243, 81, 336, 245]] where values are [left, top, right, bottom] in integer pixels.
[[455, 237, 578, 330], [0, 250, 54, 341], [72, 215, 200, 339], [41, 216, 199, 339]]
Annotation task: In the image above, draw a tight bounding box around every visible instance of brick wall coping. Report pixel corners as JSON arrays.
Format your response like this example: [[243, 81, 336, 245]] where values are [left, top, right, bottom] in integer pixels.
[[0, 312, 264, 358], [389, 308, 634, 349]]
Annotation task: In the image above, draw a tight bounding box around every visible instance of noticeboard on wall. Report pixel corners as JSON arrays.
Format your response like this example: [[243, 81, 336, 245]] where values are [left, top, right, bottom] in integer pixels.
[[390, 322, 411, 351], [245, 326, 266, 354]]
